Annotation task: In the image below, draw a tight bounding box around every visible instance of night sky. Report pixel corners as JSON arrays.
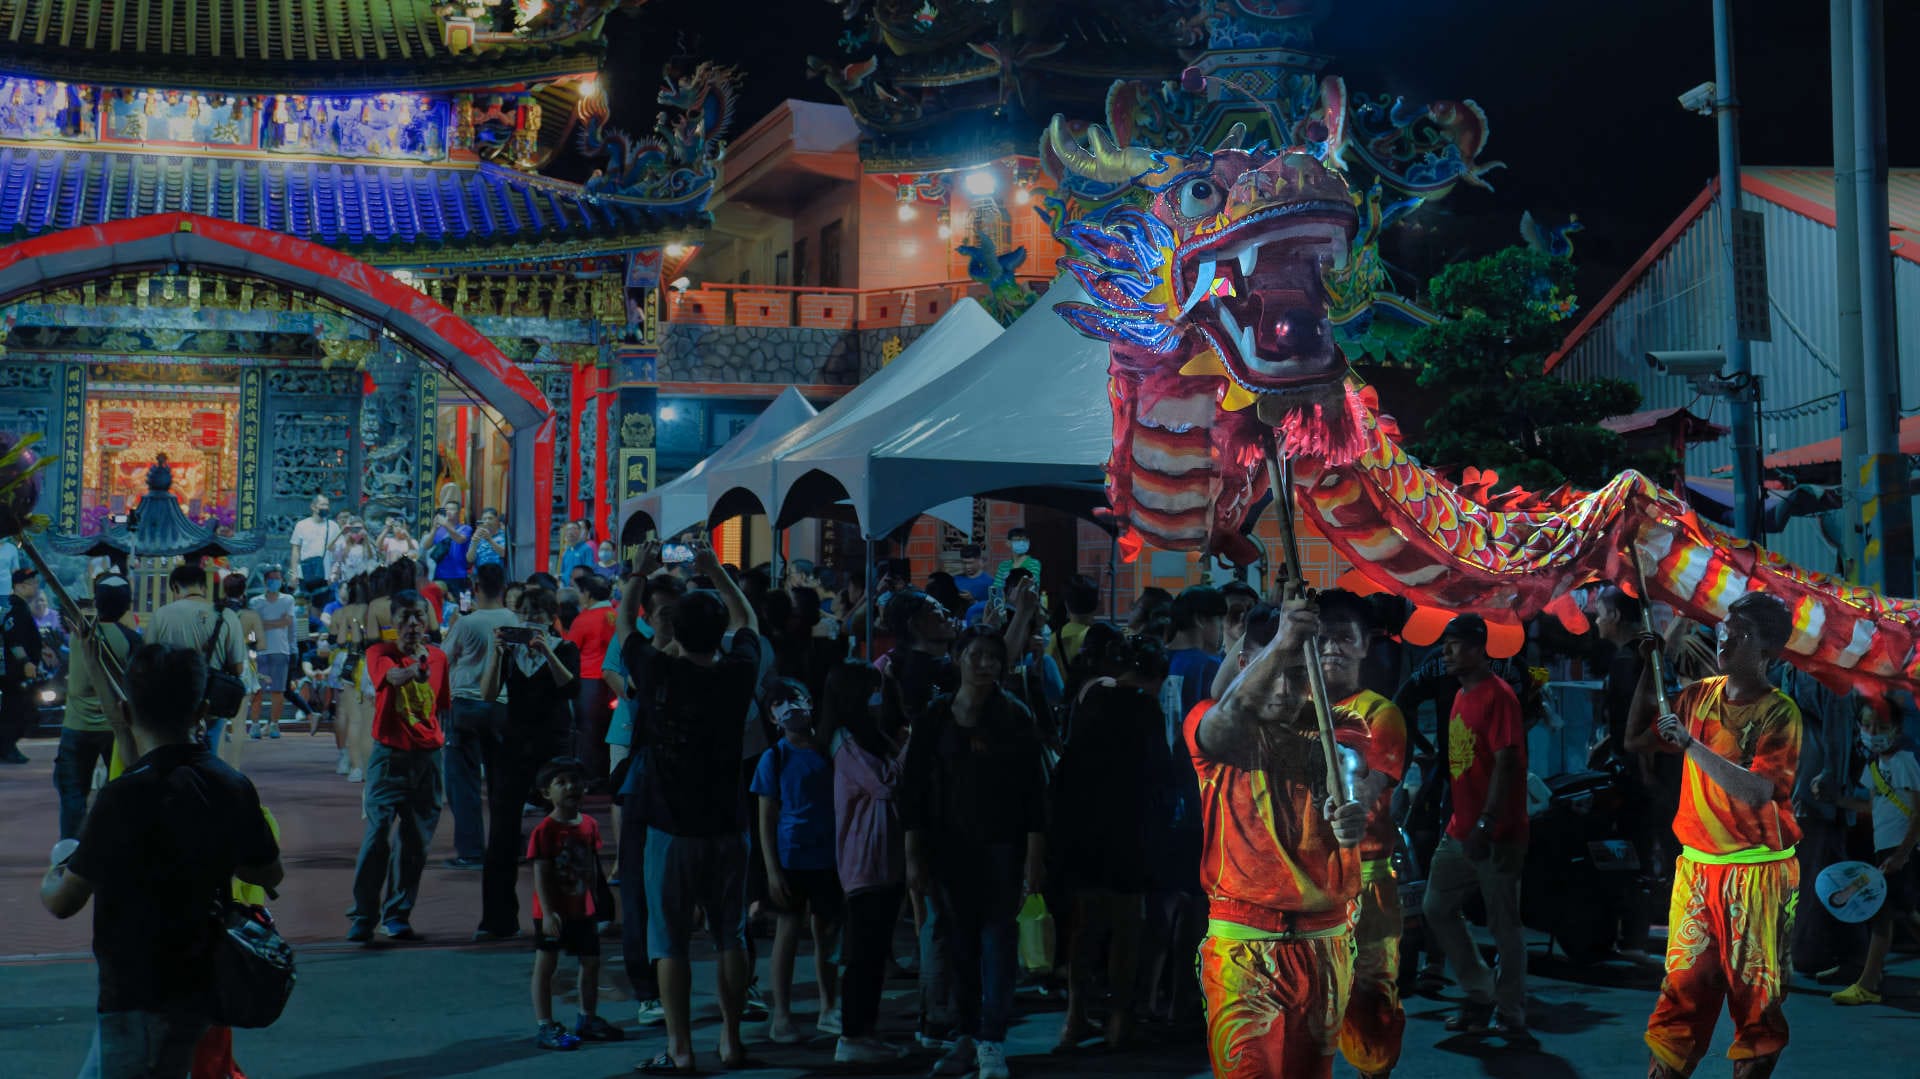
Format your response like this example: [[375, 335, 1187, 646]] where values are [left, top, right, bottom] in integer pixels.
[[593, 0, 1917, 301]]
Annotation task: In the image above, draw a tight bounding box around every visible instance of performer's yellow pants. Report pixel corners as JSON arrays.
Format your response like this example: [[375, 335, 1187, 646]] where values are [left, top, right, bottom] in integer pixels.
[[1198, 921, 1354, 1079], [1644, 850, 1798, 1074], [1338, 862, 1404, 1076]]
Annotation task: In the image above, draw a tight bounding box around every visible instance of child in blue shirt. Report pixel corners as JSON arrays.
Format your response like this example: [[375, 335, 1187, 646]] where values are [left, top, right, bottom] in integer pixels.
[[750, 680, 844, 1043]]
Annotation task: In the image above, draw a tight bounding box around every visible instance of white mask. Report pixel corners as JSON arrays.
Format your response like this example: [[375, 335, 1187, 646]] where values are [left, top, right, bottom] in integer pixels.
[[1010, 540, 1030, 556]]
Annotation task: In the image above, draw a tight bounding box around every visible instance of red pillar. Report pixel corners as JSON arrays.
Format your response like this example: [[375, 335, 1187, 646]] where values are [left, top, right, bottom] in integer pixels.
[[593, 367, 611, 544], [567, 362, 587, 528]]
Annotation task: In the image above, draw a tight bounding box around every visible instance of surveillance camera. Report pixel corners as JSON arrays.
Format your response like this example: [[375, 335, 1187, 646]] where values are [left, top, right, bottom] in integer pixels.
[[1677, 82, 1716, 116], [1646, 350, 1726, 377]]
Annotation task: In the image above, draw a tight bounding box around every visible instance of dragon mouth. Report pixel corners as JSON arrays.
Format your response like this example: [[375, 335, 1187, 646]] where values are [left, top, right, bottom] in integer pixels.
[[1174, 204, 1353, 396]]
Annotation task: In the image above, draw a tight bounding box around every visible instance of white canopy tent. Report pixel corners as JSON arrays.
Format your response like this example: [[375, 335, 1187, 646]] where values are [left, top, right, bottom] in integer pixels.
[[774, 275, 1114, 538], [616, 386, 817, 539], [702, 297, 1004, 528]]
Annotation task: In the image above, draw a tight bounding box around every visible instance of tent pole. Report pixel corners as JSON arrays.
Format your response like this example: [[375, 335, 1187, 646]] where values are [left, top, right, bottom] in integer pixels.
[[864, 538, 876, 661], [1108, 532, 1119, 623]]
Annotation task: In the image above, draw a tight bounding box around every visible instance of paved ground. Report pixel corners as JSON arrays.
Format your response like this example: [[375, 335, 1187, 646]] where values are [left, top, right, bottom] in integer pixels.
[[3, 733, 1915, 1077]]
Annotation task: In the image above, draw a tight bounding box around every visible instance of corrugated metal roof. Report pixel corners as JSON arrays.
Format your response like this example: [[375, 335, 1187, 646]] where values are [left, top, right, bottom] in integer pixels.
[[1548, 176, 1920, 574], [1547, 169, 1920, 373]]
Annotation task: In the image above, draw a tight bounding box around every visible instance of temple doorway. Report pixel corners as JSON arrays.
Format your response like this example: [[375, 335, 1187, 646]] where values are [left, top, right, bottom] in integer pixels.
[[80, 365, 243, 537]]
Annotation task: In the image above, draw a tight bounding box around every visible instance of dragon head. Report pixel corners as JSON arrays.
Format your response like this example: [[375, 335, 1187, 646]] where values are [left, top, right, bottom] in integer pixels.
[[1043, 116, 1372, 562], [1044, 116, 1359, 412]]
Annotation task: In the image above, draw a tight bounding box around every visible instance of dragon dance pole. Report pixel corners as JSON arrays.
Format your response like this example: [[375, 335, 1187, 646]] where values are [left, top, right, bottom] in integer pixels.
[[16, 537, 127, 703], [1264, 446, 1350, 806], [1631, 549, 1673, 720]]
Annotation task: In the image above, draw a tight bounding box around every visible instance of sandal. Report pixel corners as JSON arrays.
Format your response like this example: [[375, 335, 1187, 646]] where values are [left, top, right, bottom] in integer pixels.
[[717, 1049, 765, 1069], [635, 1051, 701, 1075]]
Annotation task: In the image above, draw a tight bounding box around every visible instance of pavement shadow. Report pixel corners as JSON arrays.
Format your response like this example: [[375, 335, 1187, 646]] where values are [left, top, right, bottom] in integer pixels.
[[1430, 1032, 1582, 1077], [292, 1035, 552, 1079]]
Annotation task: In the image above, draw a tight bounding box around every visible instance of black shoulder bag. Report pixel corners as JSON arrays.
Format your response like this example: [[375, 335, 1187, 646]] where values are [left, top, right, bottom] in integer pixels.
[[200, 609, 248, 720], [207, 891, 297, 1028]]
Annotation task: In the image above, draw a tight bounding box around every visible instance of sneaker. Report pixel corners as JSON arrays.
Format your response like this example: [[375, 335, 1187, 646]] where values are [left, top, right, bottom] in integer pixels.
[[574, 1012, 626, 1041], [743, 983, 769, 1023], [917, 1028, 958, 1051], [1832, 983, 1883, 1006], [380, 920, 421, 941], [765, 1016, 803, 1045], [634, 999, 666, 1027], [444, 856, 484, 870], [1443, 1001, 1494, 1034], [535, 1021, 581, 1051], [335, 750, 350, 775], [835, 1036, 910, 1064], [1489, 1010, 1531, 1040], [246, 721, 258, 740], [817, 1003, 843, 1036], [976, 1040, 1010, 1079], [346, 922, 374, 943], [268, 723, 282, 739], [931, 1035, 977, 1076], [0, 748, 28, 764], [347, 767, 364, 783]]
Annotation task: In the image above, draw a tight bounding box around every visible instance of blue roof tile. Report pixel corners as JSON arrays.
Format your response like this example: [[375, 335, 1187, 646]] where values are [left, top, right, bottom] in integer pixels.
[[0, 146, 675, 262]]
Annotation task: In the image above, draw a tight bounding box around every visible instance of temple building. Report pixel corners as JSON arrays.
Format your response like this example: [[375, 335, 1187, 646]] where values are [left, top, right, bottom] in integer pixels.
[[0, 0, 718, 574]]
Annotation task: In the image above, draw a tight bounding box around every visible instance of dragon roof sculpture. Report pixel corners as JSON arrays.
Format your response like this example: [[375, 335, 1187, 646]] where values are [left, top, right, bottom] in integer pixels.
[[1042, 114, 1920, 698]]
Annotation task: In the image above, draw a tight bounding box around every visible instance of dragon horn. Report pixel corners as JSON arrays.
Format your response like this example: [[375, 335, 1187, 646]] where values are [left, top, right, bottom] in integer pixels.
[[1215, 122, 1250, 151], [1043, 114, 1159, 185]]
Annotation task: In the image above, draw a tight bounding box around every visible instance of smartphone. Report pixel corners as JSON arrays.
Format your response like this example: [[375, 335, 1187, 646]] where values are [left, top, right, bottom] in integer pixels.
[[662, 542, 695, 565], [459, 591, 473, 613], [499, 625, 536, 645]]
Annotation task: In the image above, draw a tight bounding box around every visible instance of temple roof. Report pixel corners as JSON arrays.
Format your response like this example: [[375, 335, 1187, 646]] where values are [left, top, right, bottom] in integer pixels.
[[0, 145, 681, 264], [0, 0, 604, 94]]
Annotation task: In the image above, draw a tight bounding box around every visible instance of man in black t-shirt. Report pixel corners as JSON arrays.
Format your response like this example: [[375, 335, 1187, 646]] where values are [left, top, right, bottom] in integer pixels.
[[623, 541, 762, 1074], [41, 643, 283, 1079]]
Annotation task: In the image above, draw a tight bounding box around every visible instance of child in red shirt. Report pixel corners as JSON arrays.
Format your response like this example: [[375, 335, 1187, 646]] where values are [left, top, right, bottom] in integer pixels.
[[528, 757, 624, 1050]]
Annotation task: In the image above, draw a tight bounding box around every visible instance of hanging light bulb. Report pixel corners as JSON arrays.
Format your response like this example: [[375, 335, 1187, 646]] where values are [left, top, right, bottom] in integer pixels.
[[898, 202, 917, 222]]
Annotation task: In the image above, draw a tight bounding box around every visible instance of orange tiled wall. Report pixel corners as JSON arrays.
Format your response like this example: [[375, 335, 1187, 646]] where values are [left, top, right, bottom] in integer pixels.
[[857, 178, 955, 291]]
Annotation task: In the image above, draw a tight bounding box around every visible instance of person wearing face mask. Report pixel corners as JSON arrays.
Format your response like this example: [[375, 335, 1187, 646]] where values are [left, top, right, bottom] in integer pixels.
[[1625, 591, 1802, 1079], [249, 567, 297, 741], [595, 540, 624, 578], [987, 528, 1040, 612], [1814, 699, 1920, 1007]]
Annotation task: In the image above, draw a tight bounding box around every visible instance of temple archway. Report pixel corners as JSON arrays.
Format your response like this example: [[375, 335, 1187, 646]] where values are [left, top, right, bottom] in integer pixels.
[[0, 213, 559, 571]]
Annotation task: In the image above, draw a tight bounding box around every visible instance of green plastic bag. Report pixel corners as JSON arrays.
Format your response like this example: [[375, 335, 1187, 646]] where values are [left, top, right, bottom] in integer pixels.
[[1017, 894, 1055, 973]]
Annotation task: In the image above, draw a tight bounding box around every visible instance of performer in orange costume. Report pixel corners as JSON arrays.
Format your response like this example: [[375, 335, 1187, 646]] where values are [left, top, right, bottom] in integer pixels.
[[1188, 601, 1371, 1079], [1315, 591, 1408, 1079], [1625, 591, 1802, 1079]]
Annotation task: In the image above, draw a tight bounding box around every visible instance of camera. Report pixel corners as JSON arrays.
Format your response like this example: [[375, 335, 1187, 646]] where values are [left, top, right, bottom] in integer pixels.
[[499, 625, 537, 645], [1645, 350, 1726, 378], [1677, 81, 1716, 116]]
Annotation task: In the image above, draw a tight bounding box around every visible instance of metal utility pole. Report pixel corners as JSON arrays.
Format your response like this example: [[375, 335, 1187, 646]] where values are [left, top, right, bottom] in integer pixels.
[[1853, 0, 1914, 595], [1832, 0, 1867, 582], [1712, 0, 1760, 542]]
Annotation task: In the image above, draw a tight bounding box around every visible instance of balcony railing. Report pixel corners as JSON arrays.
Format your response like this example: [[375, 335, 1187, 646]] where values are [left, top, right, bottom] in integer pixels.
[[665, 277, 1052, 330]]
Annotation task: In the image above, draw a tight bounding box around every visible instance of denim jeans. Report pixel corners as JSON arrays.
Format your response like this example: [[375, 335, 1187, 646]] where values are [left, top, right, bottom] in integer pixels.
[[618, 792, 657, 999], [477, 721, 555, 935], [90, 1009, 209, 1079], [937, 842, 1024, 1043], [444, 700, 498, 862], [349, 743, 444, 930], [918, 885, 953, 1032], [54, 728, 116, 840], [1422, 836, 1527, 1024]]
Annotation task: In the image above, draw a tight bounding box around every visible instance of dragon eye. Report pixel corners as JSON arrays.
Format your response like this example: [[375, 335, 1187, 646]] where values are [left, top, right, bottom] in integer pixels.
[[1178, 178, 1225, 219]]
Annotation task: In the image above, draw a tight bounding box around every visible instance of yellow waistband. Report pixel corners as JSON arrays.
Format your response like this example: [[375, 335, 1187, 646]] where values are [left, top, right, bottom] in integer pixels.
[[1206, 918, 1351, 943], [1681, 844, 1797, 866], [1361, 858, 1396, 884]]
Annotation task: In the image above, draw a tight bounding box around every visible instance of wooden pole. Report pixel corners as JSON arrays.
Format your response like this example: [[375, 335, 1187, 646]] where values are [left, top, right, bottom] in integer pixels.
[[17, 537, 127, 703], [1631, 548, 1673, 718], [1264, 447, 1349, 804]]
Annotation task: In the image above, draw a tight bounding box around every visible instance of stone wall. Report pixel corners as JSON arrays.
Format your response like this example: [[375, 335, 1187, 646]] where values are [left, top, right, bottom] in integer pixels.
[[660, 322, 935, 385]]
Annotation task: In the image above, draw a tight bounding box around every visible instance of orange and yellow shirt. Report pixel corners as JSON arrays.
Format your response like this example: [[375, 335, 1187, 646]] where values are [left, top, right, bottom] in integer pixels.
[[1185, 699, 1371, 933], [1339, 689, 1407, 863], [1664, 676, 1801, 854]]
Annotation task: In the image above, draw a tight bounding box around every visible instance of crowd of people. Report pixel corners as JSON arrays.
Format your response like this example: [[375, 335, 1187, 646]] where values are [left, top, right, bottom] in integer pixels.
[[25, 509, 1920, 1079]]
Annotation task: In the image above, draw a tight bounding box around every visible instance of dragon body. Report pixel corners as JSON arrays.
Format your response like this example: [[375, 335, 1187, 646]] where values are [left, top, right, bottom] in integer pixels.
[[1041, 116, 1920, 697]]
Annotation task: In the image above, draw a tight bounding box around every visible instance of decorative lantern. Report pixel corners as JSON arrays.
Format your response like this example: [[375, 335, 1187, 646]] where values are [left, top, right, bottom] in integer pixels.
[[98, 410, 134, 451], [193, 411, 225, 449]]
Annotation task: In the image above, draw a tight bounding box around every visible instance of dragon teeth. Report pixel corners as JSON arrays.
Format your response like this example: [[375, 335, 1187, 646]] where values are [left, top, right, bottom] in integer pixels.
[[1237, 244, 1259, 277], [1175, 258, 1218, 320]]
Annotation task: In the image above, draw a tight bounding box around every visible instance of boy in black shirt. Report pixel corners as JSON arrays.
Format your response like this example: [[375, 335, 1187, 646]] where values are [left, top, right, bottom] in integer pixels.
[[41, 642, 283, 1079]]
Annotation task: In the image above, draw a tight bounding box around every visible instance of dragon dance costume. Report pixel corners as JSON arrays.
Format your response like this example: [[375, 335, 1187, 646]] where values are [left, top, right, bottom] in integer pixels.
[[1644, 677, 1801, 1077], [1336, 689, 1408, 1077], [1185, 700, 1371, 1079]]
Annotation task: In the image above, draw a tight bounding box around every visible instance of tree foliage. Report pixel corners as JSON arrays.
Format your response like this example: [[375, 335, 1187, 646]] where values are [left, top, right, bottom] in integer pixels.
[[1404, 246, 1670, 492]]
